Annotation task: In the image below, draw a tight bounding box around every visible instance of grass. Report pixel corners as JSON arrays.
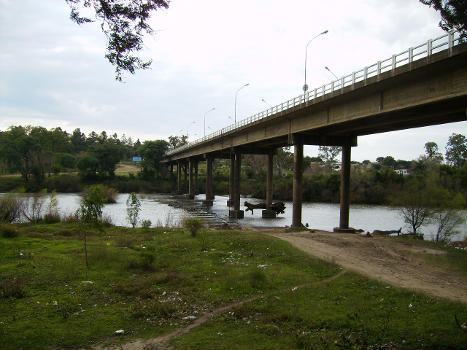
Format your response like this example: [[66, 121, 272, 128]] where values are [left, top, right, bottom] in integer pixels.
[[0, 223, 465, 349]]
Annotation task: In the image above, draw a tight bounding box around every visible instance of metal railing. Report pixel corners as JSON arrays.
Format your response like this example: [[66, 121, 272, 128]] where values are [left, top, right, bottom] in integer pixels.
[[167, 31, 462, 156]]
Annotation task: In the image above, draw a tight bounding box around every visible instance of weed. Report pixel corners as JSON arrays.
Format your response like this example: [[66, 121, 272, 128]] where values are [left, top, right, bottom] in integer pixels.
[[248, 268, 267, 289], [0, 193, 24, 223], [141, 219, 152, 229], [0, 277, 25, 298], [130, 299, 176, 319], [115, 236, 135, 248], [55, 294, 81, 319], [0, 224, 18, 238], [127, 248, 156, 271], [183, 218, 204, 237]]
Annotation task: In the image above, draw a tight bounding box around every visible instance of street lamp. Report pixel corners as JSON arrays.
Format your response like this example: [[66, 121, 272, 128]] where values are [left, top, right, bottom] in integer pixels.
[[203, 107, 215, 137], [325, 66, 339, 80], [234, 83, 249, 124], [261, 98, 272, 108], [303, 30, 328, 93]]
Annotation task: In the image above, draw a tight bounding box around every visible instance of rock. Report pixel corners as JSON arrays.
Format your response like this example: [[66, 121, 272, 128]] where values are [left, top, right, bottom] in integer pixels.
[[182, 315, 197, 321]]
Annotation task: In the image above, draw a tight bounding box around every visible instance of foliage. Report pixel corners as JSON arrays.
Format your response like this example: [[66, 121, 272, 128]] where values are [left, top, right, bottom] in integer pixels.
[[77, 153, 99, 179], [141, 219, 152, 229], [44, 190, 61, 223], [78, 185, 105, 224], [419, 0, 467, 37], [183, 217, 204, 236], [392, 180, 432, 235], [65, 0, 169, 81], [168, 135, 188, 150], [445, 133, 467, 168], [126, 192, 141, 228], [82, 184, 118, 204], [138, 140, 169, 178], [0, 193, 24, 223], [22, 189, 48, 223], [318, 146, 342, 171], [425, 141, 443, 161], [430, 190, 465, 242], [0, 224, 466, 349], [0, 224, 18, 238]]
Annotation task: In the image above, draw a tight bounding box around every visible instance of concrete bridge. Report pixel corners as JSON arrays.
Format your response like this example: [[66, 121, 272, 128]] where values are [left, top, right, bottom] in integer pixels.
[[164, 32, 467, 230]]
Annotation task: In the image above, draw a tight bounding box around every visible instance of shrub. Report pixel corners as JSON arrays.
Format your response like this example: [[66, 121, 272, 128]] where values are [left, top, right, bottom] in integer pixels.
[[126, 193, 141, 228], [0, 224, 18, 238], [78, 185, 105, 224], [141, 219, 152, 229], [82, 184, 117, 204], [183, 218, 204, 237], [0, 193, 24, 223], [0, 277, 25, 298]]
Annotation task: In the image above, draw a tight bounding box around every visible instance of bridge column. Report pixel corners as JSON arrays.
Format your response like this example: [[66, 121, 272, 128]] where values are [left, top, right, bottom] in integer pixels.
[[292, 139, 303, 228], [204, 156, 214, 205], [183, 162, 188, 192], [262, 151, 276, 218], [334, 145, 354, 232], [188, 159, 194, 199], [227, 152, 235, 207], [177, 161, 182, 194], [194, 161, 199, 195], [229, 151, 244, 219]]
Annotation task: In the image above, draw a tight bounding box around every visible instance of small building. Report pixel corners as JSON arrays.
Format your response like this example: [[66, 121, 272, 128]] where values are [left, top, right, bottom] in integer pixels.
[[395, 169, 409, 175]]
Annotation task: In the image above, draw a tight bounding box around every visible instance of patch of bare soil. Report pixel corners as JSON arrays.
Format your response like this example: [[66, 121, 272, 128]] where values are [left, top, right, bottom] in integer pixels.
[[253, 227, 466, 304], [115, 163, 140, 173]]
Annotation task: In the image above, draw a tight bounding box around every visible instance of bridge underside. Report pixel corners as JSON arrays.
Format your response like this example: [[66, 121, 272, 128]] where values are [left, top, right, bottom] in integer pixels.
[[164, 44, 467, 229]]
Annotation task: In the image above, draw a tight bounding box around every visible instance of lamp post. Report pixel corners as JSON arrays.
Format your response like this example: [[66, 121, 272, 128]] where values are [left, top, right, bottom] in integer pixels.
[[234, 83, 249, 124], [203, 107, 215, 137], [261, 98, 272, 108], [325, 66, 339, 80], [303, 30, 328, 93]]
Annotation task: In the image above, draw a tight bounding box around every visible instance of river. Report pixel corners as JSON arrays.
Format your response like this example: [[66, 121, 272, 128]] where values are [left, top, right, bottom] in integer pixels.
[[2, 192, 466, 242]]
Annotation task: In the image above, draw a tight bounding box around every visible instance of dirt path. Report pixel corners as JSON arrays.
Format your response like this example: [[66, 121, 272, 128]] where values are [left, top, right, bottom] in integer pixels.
[[97, 271, 346, 350], [255, 228, 466, 304]]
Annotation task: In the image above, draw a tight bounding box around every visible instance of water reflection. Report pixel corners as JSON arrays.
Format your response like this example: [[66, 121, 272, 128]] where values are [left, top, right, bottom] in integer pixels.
[[2, 192, 465, 242]]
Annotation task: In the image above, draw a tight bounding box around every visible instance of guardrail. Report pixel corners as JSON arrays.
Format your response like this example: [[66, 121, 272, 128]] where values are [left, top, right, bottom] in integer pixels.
[[167, 31, 462, 156]]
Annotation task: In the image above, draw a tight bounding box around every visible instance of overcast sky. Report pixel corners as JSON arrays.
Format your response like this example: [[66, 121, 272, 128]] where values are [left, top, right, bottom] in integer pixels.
[[0, 0, 465, 161]]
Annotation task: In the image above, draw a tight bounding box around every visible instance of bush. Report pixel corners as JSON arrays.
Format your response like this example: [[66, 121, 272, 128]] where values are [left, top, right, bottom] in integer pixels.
[[183, 218, 204, 237], [0, 193, 24, 223], [0, 277, 25, 298], [141, 219, 152, 229], [82, 184, 117, 204], [0, 224, 18, 238], [78, 185, 105, 224]]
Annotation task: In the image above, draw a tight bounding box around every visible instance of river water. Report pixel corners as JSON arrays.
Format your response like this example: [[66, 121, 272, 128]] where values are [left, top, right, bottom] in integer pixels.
[[2, 193, 466, 242]]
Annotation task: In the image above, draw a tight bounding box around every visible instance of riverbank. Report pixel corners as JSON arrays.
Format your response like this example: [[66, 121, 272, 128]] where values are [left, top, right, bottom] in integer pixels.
[[1, 223, 466, 349]]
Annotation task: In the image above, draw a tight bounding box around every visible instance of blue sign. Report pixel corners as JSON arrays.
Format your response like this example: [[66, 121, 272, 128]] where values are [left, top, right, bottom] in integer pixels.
[[132, 156, 142, 162]]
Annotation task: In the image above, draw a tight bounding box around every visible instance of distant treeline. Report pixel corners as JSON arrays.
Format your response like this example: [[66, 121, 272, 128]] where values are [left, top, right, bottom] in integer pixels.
[[0, 125, 465, 207]]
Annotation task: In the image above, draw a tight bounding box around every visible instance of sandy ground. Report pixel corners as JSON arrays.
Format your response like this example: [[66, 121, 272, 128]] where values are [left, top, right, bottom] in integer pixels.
[[253, 227, 466, 304]]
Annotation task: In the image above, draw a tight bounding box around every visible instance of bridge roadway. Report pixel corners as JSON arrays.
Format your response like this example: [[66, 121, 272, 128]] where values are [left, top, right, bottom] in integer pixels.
[[164, 32, 467, 229]]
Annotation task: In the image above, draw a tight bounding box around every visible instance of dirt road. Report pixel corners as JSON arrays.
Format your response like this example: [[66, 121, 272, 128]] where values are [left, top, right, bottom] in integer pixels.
[[255, 228, 466, 304]]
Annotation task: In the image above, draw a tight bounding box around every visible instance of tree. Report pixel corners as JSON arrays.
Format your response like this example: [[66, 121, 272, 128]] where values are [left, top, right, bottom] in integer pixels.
[[419, 0, 467, 38], [392, 180, 432, 235], [424, 142, 443, 161], [318, 146, 341, 171], [65, 0, 169, 81], [91, 143, 122, 177], [77, 153, 99, 179], [445, 133, 467, 167], [429, 189, 464, 242], [168, 135, 189, 150], [138, 140, 169, 178], [126, 193, 141, 228]]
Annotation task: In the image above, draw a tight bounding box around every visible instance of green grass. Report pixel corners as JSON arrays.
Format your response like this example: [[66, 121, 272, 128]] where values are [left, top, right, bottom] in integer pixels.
[[0, 223, 465, 349]]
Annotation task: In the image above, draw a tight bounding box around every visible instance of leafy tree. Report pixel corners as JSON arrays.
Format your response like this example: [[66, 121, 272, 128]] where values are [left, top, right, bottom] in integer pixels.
[[126, 193, 141, 228], [71, 128, 87, 153], [91, 142, 122, 177], [425, 142, 443, 161], [65, 0, 169, 81], [445, 133, 467, 167], [419, 0, 467, 38], [274, 147, 293, 176], [429, 188, 464, 242], [168, 135, 189, 150], [392, 180, 432, 235], [318, 146, 341, 171], [77, 153, 99, 179], [138, 140, 169, 178]]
